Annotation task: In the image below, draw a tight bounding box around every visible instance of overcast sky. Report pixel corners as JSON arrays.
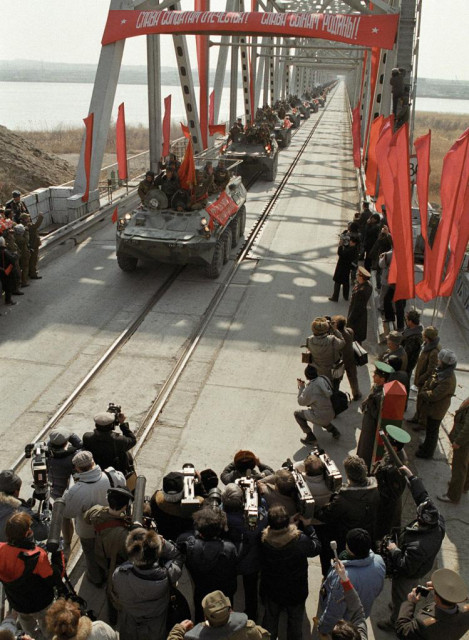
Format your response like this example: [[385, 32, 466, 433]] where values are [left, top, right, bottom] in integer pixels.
[[2, 0, 469, 81]]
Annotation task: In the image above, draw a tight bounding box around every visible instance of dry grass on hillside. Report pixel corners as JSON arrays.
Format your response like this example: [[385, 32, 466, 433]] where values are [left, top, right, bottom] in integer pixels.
[[414, 111, 468, 206]]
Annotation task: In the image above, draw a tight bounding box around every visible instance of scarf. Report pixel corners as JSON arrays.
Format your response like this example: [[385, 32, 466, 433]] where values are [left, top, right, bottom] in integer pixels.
[[423, 337, 439, 353], [436, 364, 456, 381], [402, 324, 423, 339]]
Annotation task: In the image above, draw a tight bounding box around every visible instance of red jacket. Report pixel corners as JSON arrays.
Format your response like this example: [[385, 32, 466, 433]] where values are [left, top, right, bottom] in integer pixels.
[[0, 540, 63, 613]]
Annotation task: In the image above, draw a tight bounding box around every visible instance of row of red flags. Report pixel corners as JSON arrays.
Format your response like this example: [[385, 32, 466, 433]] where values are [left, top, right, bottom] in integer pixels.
[[351, 106, 469, 304]]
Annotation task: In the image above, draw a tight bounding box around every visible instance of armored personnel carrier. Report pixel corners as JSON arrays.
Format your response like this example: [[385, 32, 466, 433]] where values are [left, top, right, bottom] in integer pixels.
[[222, 125, 279, 182], [116, 164, 247, 279], [273, 122, 292, 148]]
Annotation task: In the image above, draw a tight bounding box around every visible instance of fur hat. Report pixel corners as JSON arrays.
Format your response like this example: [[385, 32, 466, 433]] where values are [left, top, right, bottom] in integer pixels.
[[234, 450, 257, 467], [438, 348, 457, 366], [386, 330, 403, 345], [126, 528, 162, 567], [311, 317, 329, 336]]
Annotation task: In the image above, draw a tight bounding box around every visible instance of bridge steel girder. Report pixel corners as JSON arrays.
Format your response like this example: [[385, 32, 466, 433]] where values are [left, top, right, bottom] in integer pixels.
[[147, 34, 162, 173], [255, 37, 268, 109], [230, 35, 240, 125]]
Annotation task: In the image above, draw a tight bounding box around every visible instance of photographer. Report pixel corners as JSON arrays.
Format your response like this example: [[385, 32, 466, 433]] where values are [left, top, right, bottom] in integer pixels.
[[46, 428, 83, 499], [328, 233, 359, 302], [0, 512, 65, 639], [0, 470, 48, 543], [396, 568, 469, 639], [221, 450, 274, 485], [177, 507, 238, 623], [222, 483, 268, 620], [377, 467, 445, 633], [294, 364, 339, 446], [82, 410, 136, 476], [46, 598, 118, 640], [305, 317, 345, 383], [257, 469, 298, 516]]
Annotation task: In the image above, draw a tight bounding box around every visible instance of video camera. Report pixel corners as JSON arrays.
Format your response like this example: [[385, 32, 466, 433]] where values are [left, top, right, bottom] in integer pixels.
[[311, 446, 342, 492], [180, 463, 202, 515], [236, 470, 259, 530], [107, 402, 122, 427], [281, 459, 315, 519], [24, 441, 50, 502]]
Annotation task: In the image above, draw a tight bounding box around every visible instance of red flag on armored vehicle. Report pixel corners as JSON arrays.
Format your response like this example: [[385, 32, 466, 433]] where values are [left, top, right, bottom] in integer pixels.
[[162, 95, 172, 157], [179, 139, 196, 190], [180, 123, 191, 139], [116, 103, 128, 181]]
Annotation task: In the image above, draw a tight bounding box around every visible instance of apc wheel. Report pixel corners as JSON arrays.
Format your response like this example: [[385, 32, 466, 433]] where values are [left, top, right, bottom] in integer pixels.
[[230, 215, 241, 247], [117, 254, 138, 272], [204, 238, 224, 279], [237, 206, 246, 237], [222, 228, 232, 264]]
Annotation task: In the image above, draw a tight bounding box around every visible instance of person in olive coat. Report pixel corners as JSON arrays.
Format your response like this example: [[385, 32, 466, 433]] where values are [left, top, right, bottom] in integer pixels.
[[416, 349, 457, 460], [329, 235, 359, 302], [408, 326, 440, 428], [347, 267, 373, 344], [21, 212, 43, 279], [437, 397, 469, 504], [0, 237, 17, 305]]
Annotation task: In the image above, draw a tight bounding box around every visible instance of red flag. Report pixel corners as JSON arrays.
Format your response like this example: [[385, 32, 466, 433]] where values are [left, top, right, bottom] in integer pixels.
[[358, 50, 368, 108], [365, 115, 384, 196], [209, 91, 215, 126], [162, 95, 172, 158], [387, 124, 415, 300], [111, 207, 118, 224], [179, 139, 196, 190], [431, 129, 469, 298], [208, 124, 226, 137], [206, 191, 238, 225], [414, 132, 431, 245], [375, 116, 395, 277], [116, 103, 128, 181], [362, 47, 380, 163], [180, 123, 191, 139], [352, 106, 361, 169], [82, 113, 94, 203]]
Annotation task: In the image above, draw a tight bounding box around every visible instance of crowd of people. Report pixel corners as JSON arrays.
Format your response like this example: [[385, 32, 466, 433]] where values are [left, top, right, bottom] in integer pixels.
[[137, 155, 232, 213], [0, 190, 43, 308]]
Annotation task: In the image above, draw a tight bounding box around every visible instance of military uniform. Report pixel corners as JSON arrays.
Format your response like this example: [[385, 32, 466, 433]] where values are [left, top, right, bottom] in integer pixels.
[[214, 165, 231, 191], [137, 177, 154, 204], [5, 198, 29, 223], [446, 399, 469, 503], [14, 227, 30, 286], [4, 230, 22, 293], [23, 213, 43, 278], [417, 365, 457, 458]]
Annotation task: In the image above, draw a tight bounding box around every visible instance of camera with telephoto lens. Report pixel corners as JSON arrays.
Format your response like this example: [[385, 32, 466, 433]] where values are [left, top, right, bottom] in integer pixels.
[[339, 230, 350, 246], [180, 463, 201, 515], [281, 458, 315, 519], [107, 402, 122, 427], [379, 529, 400, 577], [236, 470, 259, 530], [24, 441, 50, 501], [311, 446, 342, 492], [415, 585, 431, 597]]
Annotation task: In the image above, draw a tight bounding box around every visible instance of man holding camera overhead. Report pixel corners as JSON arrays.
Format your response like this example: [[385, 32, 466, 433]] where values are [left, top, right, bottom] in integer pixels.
[[83, 409, 136, 476]]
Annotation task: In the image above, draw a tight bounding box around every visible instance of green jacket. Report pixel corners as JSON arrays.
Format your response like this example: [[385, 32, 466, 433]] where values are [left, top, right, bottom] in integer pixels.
[[419, 370, 456, 421], [449, 401, 469, 447], [414, 346, 439, 388]]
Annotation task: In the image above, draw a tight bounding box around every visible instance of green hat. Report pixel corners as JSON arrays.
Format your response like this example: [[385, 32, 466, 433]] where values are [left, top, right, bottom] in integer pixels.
[[385, 425, 411, 445], [432, 568, 469, 603], [375, 361, 394, 375]]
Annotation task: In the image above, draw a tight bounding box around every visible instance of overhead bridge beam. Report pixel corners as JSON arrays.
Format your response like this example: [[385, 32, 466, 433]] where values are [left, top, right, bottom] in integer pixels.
[[209, 41, 368, 51]]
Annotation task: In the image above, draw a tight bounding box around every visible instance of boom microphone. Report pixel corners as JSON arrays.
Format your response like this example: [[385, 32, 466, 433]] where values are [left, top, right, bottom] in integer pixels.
[[46, 498, 66, 553]]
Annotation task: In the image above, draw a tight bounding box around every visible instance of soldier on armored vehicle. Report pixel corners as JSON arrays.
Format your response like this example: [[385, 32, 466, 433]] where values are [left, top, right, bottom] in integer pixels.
[[189, 170, 210, 211], [138, 171, 155, 204], [228, 118, 244, 144], [155, 167, 180, 201], [214, 159, 231, 191], [203, 162, 218, 195]]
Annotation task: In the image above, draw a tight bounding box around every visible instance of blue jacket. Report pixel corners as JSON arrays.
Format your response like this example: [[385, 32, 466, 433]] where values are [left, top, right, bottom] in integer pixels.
[[318, 551, 386, 633]]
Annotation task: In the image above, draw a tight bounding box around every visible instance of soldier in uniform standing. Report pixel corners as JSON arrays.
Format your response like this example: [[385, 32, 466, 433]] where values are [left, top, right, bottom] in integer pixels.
[[396, 568, 469, 639], [437, 396, 469, 504], [138, 171, 155, 205], [214, 159, 231, 191], [4, 190, 29, 222], [13, 224, 30, 288], [21, 212, 43, 279]]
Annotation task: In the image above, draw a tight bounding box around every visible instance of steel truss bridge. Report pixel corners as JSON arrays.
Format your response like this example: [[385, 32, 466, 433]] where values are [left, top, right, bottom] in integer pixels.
[[73, 0, 421, 210]]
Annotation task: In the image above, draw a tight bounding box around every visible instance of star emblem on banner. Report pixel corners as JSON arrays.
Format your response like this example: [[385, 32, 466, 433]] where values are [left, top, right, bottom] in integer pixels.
[[372, 27, 379, 33], [121, 19, 127, 24]]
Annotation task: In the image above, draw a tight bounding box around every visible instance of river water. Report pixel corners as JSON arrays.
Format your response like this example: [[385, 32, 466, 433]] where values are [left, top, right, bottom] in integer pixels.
[[1, 81, 468, 131]]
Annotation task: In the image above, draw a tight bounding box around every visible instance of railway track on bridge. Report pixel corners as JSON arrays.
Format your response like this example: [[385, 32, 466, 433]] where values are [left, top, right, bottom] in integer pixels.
[[9, 87, 336, 579]]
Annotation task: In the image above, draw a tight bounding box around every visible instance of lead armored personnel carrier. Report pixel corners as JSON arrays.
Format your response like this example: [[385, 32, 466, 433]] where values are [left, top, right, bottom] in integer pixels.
[[222, 124, 279, 182], [116, 161, 247, 279]]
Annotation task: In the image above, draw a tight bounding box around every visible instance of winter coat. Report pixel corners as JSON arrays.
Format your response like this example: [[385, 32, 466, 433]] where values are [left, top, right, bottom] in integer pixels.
[[449, 400, 469, 447], [82, 423, 136, 475], [333, 244, 358, 284], [0, 493, 48, 543], [414, 341, 440, 388], [379, 250, 392, 287], [357, 385, 384, 470], [225, 504, 268, 575], [257, 476, 298, 517], [318, 551, 386, 633], [297, 376, 335, 427], [337, 326, 355, 369], [260, 523, 320, 605], [306, 331, 345, 379], [347, 280, 372, 343], [369, 231, 393, 268], [84, 505, 129, 590], [401, 325, 423, 375], [293, 463, 331, 524], [182, 614, 270, 640], [396, 598, 469, 640], [113, 539, 183, 640], [419, 368, 456, 421], [221, 462, 274, 485], [150, 490, 204, 542], [0, 539, 64, 613], [62, 466, 126, 539], [48, 433, 83, 499], [316, 478, 380, 552], [51, 617, 118, 640], [389, 477, 445, 579], [177, 532, 238, 598], [363, 222, 380, 254]]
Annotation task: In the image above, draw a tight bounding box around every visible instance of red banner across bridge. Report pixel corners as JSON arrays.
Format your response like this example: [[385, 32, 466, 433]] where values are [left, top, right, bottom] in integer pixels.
[[102, 11, 399, 50]]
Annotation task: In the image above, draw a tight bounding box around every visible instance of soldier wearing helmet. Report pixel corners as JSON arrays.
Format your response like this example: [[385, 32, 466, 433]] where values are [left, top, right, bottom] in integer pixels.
[[5, 190, 29, 223], [137, 171, 155, 205]]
